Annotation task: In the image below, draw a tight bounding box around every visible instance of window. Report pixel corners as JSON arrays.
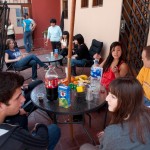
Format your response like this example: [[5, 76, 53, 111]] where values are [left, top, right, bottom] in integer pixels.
[[81, 0, 88, 8], [16, 8, 22, 27], [93, 0, 103, 7], [63, 0, 68, 19]]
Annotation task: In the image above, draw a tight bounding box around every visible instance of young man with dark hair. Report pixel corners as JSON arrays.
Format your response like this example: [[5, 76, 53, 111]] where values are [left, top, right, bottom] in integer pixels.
[[137, 45, 150, 106], [22, 13, 36, 53], [0, 72, 60, 150], [24, 13, 36, 51]]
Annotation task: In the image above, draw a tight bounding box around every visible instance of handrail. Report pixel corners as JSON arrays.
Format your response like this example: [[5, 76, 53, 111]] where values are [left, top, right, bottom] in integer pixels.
[[0, 1, 10, 71]]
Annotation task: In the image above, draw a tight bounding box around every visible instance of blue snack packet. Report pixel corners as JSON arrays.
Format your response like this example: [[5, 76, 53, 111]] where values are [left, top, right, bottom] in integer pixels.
[[58, 85, 71, 108]]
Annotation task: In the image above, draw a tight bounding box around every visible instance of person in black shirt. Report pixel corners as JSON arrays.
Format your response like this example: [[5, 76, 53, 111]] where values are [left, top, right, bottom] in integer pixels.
[[71, 34, 90, 76]]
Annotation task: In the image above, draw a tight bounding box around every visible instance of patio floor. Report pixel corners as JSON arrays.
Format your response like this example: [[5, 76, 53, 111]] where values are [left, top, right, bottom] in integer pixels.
[[4, 47, 109, 150]]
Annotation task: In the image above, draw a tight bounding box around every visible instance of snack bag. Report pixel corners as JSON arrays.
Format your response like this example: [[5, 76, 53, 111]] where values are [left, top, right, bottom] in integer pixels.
[[58, 85, 71, 108]]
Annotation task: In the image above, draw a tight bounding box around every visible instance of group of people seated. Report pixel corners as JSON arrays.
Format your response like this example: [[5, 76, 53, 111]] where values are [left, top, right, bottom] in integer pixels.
[[2, 17, 150, 150]]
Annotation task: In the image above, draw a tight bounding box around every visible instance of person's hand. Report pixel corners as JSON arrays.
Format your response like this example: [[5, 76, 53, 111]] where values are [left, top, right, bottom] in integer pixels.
[[93, 53, 101, 60], [22, 53, 29, 57], [32, 123, 40, 132], [72, 54, 77, 59], [97, 131, 104, 139], [62, 45, 66, 49], [112, 66, 118, 73], [21, 84, 29, 90], [17, 56, 22, 61], [45, 41, 48, 46], [19, 108, 28, 115]]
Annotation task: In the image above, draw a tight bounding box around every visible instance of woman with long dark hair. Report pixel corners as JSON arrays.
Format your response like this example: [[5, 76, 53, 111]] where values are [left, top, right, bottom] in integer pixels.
[[100, 41, 128, 90], [59, 31, 69, 66], [80, 77, 150, 150]]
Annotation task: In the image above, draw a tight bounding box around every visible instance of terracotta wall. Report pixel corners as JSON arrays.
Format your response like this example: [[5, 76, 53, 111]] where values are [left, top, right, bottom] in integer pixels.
[[31, 0, 61, 50]]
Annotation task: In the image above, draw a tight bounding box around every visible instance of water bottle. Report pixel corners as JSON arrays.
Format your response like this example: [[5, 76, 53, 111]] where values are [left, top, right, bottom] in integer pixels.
[[90, 59, 103, 93], [45, 66, 58, 100]]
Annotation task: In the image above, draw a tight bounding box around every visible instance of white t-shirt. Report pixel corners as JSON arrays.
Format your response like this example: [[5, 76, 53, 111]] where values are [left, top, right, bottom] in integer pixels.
[[7, 24, 14, 35], [61, 39, 67, 47]]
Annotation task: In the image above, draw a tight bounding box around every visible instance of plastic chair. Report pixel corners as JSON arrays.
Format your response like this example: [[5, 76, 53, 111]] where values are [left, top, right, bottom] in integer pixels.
[[5, 62, 32, 80], [77, 39, 103, 74]]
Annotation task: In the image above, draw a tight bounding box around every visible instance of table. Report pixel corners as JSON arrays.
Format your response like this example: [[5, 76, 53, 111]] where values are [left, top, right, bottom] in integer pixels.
[[31, 83, 107, 144], [37, 54, 64, 73]]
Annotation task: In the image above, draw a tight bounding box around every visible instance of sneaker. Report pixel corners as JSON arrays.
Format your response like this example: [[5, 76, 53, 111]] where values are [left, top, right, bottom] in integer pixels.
[[44, 65, 49, 71], [32, 78, 37, 82]]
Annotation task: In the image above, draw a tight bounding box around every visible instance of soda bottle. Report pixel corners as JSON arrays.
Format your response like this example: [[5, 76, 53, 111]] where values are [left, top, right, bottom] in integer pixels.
[[45, 66, 58, 100]]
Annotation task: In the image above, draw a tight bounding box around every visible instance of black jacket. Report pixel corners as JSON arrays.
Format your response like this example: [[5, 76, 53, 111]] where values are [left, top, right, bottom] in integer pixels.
[[0, 123, 49, 150], [75, 44, 90, 60]]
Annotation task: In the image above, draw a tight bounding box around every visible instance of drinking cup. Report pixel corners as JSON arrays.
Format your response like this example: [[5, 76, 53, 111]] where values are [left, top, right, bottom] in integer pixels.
[[50, 52, 53, 58], [37, 93, 44, 102], [93, 92, 99, 99], [86, 88, 93, 101]]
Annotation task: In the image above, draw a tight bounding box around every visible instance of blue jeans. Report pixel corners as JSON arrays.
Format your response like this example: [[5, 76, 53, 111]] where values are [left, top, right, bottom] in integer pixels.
[[144, 96, 150, 106], [47, 124, 61, 150], [24, 31, 32, 53], [71, 59, 86, 66], [13, 54, 46, 80]]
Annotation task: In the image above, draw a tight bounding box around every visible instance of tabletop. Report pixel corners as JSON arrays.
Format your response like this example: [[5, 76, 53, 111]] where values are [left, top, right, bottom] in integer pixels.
[[37, 54, 63, 63], [31, 83, 107, 115]]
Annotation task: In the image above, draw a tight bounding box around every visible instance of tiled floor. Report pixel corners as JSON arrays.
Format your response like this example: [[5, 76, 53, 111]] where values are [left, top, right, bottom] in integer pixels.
[[6, 46, 109, 150]]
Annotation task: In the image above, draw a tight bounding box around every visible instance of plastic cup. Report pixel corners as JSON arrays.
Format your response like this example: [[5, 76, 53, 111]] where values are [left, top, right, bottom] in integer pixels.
[[86, 88, 93, 101], [37, 93, 44, 102], [50, 52, 53, 58], [65, 67, 68, 78], [93, 92, 99, 99]]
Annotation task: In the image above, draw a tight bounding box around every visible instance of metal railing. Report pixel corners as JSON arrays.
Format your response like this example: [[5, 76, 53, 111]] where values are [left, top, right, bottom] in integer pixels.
[[120, 0, 150, 75], [0, 1, 9, 71]]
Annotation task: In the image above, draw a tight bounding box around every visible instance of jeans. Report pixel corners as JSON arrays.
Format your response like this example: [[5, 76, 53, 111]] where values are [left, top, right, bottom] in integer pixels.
[[71, 58, 86, 67], [143, 96, 150, 106], [47, 124, 61, 150], [24, 31, 32, 53], [13, 54, 46, 80], [60, 48, 68, 57]]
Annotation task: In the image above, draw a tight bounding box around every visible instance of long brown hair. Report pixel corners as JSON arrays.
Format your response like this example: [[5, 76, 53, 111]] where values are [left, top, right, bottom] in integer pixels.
[[103, 41, 125, 72], [109, 77, 150, 144]]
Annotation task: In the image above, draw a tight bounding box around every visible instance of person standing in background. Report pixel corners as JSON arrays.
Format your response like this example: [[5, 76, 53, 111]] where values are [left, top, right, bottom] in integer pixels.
[[7, 19, 15, 41], [59, 31, 69, 66], [24, 13, 36, 51], [22, 14, 36, 53], [45, 18, 62, 52], [7, 19, 18, 48]]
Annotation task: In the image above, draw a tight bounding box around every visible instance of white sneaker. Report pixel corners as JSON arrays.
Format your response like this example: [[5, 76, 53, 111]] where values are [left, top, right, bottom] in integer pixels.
[[32, 78, 37, 82]]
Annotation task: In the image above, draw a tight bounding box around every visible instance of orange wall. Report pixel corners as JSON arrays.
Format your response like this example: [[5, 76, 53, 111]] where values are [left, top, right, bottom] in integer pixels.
[[31, 0, 60, 49]]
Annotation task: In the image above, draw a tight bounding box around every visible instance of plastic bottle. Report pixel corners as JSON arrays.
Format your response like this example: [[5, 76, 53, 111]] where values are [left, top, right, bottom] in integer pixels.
[[54, 49, 58, 59], [90, 59, 103, 93], [45, 66, 58, 100]]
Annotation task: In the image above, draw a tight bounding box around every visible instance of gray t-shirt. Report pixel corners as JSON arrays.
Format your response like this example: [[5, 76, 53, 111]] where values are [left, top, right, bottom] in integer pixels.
[[99, 123, 150, 150]]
